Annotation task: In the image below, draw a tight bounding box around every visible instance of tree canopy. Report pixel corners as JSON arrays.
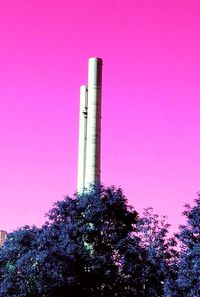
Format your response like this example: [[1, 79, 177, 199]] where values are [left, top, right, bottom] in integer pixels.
[[0, 185, 141, 296], [0, 185, 199, 297], [176, 193, 200, 297]]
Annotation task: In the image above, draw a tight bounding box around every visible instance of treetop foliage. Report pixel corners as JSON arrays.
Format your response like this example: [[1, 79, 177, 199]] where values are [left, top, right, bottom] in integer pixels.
[[0, 185, 199, 297]]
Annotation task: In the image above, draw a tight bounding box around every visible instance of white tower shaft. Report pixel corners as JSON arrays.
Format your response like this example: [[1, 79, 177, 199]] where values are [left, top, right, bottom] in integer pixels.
[[85, 57, 102, 188], [77, 86, 88, 192]]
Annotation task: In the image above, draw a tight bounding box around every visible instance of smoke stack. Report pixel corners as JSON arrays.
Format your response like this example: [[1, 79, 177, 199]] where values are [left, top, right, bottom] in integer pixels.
[[77, 57, 103, 192], [85, 57, 102, 188], [77, 86, 88, 192], [0, 230, 7, 247]]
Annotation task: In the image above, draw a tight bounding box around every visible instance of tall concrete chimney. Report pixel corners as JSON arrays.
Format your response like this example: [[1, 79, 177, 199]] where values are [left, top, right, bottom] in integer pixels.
[[77, 85, 88, 192], [77, 57, 103, 192], [85, 57, 102, 188]]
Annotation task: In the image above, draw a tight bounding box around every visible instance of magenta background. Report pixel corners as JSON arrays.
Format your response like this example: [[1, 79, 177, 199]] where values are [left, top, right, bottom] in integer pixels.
[[0, 0, 200, 232]]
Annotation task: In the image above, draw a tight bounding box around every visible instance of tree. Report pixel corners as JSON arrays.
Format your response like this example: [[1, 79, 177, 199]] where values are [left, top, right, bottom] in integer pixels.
[[0, 226, 40, 296], [0, 185, 142, 297], [177, 193, 200, 297], [137, 207, 178, 297]]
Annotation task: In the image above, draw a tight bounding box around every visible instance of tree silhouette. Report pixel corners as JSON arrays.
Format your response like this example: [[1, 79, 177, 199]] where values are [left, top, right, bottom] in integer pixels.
[[0, 185, 142, 297], [1, 185, 196, 297], [177, 193, 200, 297]]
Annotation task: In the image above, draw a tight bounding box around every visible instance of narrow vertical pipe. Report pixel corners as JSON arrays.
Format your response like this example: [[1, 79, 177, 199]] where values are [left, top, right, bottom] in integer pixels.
[[85, 57, 103, 188], [77, 85, 88, 192], [0, 230, 7, 246]]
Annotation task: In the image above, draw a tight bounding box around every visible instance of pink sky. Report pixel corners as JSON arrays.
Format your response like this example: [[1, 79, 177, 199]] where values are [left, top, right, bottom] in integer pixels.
[[0, 0, 200, 233]]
